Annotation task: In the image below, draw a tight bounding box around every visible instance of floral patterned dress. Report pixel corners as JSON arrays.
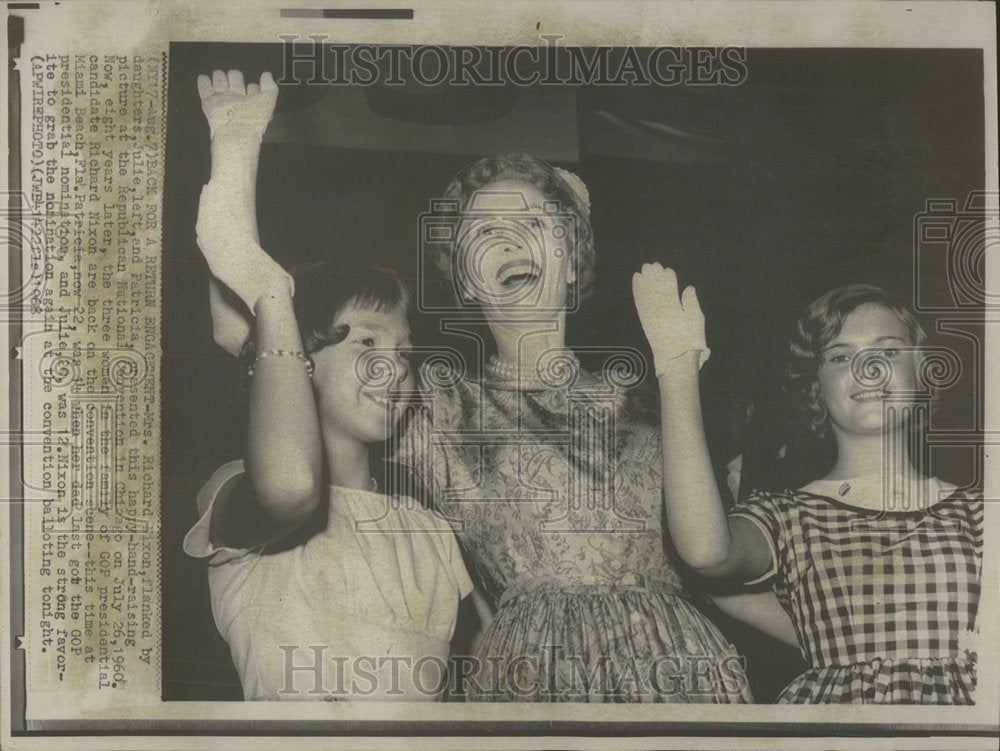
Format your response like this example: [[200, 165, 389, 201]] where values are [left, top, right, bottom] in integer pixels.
[[393, 363, 752, 703]]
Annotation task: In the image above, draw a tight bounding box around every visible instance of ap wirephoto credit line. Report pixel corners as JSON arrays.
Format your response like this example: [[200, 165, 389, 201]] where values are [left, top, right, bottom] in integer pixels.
[[1, 2, 998, 750]]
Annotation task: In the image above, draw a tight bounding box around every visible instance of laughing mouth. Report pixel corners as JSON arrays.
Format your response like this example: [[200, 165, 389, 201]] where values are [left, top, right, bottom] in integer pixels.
[[496, 260, 541, 287], [851, 390, 888, 401], [364, 392, 394, 408]]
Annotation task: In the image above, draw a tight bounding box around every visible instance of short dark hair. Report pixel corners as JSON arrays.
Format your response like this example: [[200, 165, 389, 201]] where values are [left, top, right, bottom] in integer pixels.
[[241, 260, 409, 363], [429, 154, 596, 303], [784, 283, 926, 438], [291, 260, 409, 354]]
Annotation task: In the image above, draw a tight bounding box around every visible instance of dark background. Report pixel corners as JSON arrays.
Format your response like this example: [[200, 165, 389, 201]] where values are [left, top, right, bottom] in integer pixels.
[[161, 44, 985, 702]]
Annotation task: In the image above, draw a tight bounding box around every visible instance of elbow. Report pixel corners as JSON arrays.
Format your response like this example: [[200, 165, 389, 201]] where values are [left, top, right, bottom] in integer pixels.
[[263, 494, 321, 528], [681, 549, 734, 579], [250, 469, 323, 525], [213, 327, 245, 357]]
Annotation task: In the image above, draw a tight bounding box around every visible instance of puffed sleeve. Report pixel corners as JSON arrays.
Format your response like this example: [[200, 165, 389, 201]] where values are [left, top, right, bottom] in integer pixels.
[[183, 460, 260, 565], [727, 491, 786, 585]]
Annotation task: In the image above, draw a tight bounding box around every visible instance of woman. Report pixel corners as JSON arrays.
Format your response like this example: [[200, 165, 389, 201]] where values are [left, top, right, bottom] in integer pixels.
[[632, 267, 982, 703], [388, 155, 754, 702]]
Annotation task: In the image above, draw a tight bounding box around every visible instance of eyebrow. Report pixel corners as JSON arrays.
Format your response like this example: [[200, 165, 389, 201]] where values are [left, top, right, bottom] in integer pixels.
[[821, 335, 908, 354], [348, 320, 388, 333], [873, 335, 907, 345], [348, 320, 413, 346]]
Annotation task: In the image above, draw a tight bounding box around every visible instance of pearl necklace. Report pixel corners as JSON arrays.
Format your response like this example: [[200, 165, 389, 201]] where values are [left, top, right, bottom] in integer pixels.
[[485, 353, 581, 390]]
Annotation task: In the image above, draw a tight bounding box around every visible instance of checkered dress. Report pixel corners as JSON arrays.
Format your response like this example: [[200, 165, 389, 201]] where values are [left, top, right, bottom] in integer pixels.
[[730, 487, 982, 704]]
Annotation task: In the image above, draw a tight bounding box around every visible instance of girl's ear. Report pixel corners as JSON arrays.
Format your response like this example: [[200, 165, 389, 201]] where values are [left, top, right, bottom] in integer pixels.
[[911, 344, 928, 392]]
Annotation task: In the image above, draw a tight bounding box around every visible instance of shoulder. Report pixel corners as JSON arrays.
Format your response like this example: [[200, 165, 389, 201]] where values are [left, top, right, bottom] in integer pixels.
[[191, 459, 325, 555], [934, 477, 981, 504], [728, 489, 806, 540], [184, 460, 260, 562], [934, 480, 984, 529], [412, 362, 482, 425], [729, 488, 794, 524], [736, 488, 798, 512]]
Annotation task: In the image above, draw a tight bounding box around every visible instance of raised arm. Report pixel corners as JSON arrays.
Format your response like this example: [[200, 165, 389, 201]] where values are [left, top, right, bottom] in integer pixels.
[[632, 264, 771, 580], [196, 70, 322, 531]]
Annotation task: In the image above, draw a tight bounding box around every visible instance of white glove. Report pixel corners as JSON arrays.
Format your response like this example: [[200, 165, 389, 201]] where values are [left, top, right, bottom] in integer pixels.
[[197, 70, 278, 141], [196, 182, 293, 312], [632, 262, 710, 374], [195, 69, 291, 312]]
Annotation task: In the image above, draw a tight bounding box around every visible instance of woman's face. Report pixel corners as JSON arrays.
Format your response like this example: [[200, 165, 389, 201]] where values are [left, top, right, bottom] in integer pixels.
[[816, 303, 920, 439], [454, 179, 577, 317], [310, 301, 412, 445]]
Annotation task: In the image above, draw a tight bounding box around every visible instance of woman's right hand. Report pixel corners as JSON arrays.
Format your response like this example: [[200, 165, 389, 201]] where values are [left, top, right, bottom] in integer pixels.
[[631, 262, 710, 374], [197, 69, 278, 141]]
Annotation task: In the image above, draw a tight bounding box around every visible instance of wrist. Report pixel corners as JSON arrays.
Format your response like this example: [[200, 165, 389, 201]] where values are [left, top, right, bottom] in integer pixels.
[[210, 123, 265, 144], [655, 349, 701, 377], [253, 277, 295, 315], [209, 134, 263, 172]]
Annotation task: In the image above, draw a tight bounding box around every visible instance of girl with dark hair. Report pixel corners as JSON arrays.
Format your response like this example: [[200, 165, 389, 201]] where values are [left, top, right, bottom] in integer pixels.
[[633, 266, 982, 704], [184, 71, 472, 701]]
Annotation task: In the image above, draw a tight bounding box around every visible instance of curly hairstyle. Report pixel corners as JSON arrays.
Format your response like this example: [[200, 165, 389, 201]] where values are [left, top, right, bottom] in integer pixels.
[[784, 283, 926, 438], [427, 154, 597, 304], [240, 259, 410, 367]]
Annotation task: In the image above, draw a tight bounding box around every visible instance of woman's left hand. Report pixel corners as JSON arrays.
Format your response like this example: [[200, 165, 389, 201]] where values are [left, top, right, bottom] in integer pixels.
[[197, 69, 278, 142], [632, 262, 710, 374]]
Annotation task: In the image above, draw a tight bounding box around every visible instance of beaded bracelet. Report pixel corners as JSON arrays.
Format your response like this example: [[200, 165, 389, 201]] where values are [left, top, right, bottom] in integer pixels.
[[247, 349, 314, 377]]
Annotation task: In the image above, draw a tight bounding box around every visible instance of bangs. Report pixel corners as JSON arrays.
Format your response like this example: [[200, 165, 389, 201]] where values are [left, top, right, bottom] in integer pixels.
[[292, 262, 410, 355]]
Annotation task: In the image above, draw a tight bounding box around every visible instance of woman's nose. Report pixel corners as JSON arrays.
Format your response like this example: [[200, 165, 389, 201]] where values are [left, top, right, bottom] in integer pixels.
[[853, 351, 891, 387]]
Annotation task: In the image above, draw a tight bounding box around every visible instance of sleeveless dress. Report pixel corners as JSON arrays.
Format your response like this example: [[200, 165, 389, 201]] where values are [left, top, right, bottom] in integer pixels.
[[393, 364, 752, 703], [730, 484, 982, 703]]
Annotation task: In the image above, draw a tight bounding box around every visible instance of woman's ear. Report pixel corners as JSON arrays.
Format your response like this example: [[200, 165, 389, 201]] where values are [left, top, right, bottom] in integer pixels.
[[432, 246, 452, 276], [454, 268, 478, 303], [912, 345, 927, 385], [566, 253, 577, 285]]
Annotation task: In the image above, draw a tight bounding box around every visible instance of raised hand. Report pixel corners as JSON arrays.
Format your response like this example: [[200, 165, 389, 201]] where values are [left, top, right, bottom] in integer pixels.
[[194, 68, 291, 314], [631, 262, 710, 374], [197, 69, 278, 141]]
